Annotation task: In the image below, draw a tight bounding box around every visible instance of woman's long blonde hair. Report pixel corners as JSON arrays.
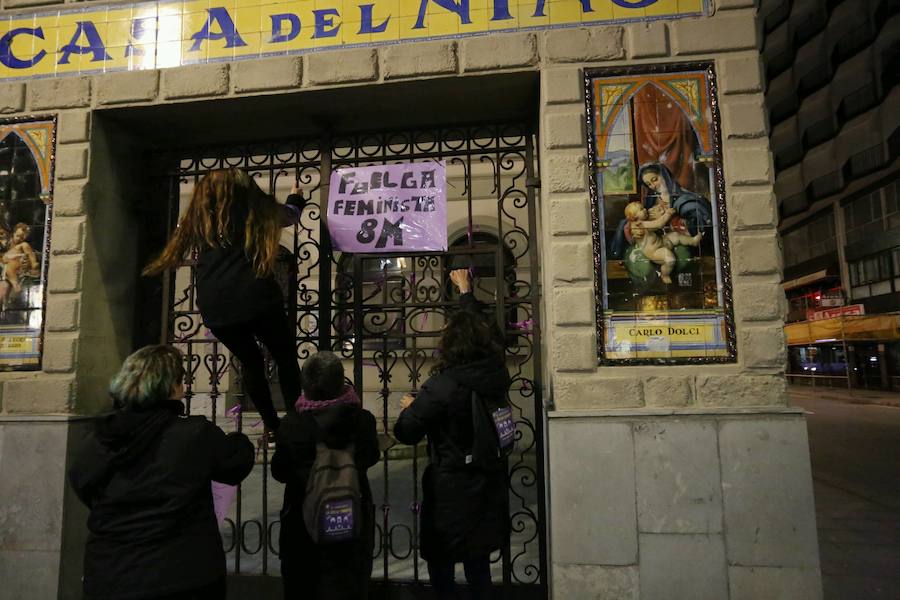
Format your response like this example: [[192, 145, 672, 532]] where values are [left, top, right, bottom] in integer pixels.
[[143, 168, 282, 278]]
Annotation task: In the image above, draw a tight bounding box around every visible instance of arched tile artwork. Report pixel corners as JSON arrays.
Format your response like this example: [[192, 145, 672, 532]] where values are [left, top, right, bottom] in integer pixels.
[[0, 118, 55, 370], [585, 63, 736, 365]]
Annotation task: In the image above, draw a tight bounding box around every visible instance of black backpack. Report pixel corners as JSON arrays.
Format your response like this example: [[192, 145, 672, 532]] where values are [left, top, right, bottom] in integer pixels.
[[448, 390, 517, 470], [301, 415, 362, 544]]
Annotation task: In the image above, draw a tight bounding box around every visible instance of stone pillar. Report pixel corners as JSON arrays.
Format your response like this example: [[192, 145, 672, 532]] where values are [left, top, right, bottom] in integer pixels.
[[0, 77, 93, 599], [0, 72, 151, 598], [537, 7, 822, 600]]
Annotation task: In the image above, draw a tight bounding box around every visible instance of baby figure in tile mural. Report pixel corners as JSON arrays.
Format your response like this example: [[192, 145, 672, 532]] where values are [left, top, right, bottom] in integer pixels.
[[624, 201, 703, 284], [0, 223, 39, 304]]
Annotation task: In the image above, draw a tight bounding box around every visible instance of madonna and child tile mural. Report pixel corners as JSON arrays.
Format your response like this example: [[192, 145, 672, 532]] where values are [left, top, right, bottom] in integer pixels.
[[0, 118, 54, 370], [586, 64, 736, 364]]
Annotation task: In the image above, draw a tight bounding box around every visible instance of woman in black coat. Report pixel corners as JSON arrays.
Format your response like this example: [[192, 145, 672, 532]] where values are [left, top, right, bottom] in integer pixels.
[[394, 271, 511, 600], [272, 351, 380, 600], [68, 345, 255, 600]]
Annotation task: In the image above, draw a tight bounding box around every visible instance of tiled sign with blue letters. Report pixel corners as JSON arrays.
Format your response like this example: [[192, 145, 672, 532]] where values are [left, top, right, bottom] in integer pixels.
[[0, 0, 706, 81]]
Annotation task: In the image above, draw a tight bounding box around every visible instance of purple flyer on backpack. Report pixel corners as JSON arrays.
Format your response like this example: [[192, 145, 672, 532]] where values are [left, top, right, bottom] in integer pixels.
[[327, 162, 448, 253], [321, 498, 355, 541]]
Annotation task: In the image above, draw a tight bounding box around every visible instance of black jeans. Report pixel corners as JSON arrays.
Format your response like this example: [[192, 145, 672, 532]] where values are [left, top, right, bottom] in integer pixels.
[[209, 311, 302, 431], [427, 557, 493, 600]]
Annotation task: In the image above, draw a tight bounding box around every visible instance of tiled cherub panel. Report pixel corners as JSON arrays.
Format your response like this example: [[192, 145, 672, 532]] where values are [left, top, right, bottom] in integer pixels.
[[586, 63, 736, 364], [0, 118, 55, 370]]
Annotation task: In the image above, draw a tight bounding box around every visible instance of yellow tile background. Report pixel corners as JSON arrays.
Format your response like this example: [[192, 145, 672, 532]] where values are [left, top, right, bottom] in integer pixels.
[[0, 0, 703, 80]]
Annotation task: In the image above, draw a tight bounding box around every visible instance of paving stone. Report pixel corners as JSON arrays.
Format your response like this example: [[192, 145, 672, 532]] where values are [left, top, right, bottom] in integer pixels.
[[52, 182, 88, 217], [634, 420, 722, 534], [729, 566, 823, 600], [553, 286, 594, 326], [549, 195, 591, 235], [546, 151, 588, 193], [696, 374, 787, 407], [0, 549, 60, 599], [730, 190, 777, 230], [643, 376, 693, 407], [544, 112, 585, 149], [57, 111, 91, 144], [673, 14, 758, 54], [732, 233, 783, 275], [544, 27, 624, 63], [550, 240, 593, 282], [1, 378, 73, 413], [30, 78, 91, 110], [627, 22, 668, 58], [0, 423, 68, 553], [719, 54, 764, 94], [162, 64, 229, 99], [734, 279, 785, 323], [719, 417, 821, 567], [554, 375, 644, 410], [542, 67, 582, 104], [45, 294, 80, 332], [553, 329, 597, 372], [741, 325, 787, 369], [462, 33, 538, 72], [0, 83, 25, 114], [232, 56, 302, 93], [549, 419, 638, 565], [639, 533, 728, 600], [56, 146, 88, 181], [96, 70, 159, 105], [553, 564, 639, 600], [307, 48, 378, 85], [383, 41, 457, 79]]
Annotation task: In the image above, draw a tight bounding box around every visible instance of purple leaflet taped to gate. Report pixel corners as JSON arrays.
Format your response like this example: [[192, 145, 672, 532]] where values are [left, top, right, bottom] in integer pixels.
[[327, 162, 448, 253]]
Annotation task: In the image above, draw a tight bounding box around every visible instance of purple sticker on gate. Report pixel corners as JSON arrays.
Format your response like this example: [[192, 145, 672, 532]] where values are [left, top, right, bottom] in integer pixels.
[[327, 162, 448, 253], [321, 498, 355, 541], [492, 406, 516, 449]]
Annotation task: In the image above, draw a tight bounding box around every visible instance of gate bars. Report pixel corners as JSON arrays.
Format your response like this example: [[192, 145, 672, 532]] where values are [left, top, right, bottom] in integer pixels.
[[154, 122, 548, 596]]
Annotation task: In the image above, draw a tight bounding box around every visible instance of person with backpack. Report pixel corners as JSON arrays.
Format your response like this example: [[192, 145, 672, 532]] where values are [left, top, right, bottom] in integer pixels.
[[68, 345, 255, 600], [143, 168, 305, 434], [271, 351, 379, 600], [393, 270, 513, 600]]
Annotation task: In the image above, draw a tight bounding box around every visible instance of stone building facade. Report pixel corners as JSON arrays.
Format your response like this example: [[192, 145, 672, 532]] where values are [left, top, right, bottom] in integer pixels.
[[0, 0, 823, 598], [762, 0, 900, 389]]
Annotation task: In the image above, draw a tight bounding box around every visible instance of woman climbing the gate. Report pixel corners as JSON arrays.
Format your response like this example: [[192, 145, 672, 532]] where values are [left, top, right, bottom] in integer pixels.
[[144, 168, 304, 432], [394, 269, 511, 600]]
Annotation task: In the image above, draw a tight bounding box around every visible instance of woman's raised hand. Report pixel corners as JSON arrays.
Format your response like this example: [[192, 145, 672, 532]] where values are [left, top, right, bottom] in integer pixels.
[[400, 394, 416, 410], [291, 180, 301, 195], [449, 269, 472, 294]]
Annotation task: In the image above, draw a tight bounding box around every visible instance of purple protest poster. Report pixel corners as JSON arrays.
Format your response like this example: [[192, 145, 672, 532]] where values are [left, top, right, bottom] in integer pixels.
[[327, 162, 448, 253]]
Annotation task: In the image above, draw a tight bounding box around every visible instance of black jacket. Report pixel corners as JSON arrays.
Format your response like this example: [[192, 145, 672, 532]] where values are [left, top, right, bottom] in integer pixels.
[[394, 357, 511, 562], [68, 401, 254, 600], [196, 193, 305, 328], [271, 401, 379, 598]]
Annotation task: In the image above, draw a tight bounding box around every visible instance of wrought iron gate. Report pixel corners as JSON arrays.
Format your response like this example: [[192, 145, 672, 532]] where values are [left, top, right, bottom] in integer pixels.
[[151, 123, 547, 597]]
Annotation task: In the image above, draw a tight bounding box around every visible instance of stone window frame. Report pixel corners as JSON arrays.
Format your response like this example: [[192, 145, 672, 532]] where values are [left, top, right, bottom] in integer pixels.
[[583, 61, 737, 366]]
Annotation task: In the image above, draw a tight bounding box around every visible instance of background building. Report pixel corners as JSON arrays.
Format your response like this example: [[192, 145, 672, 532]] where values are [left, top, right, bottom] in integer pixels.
[[0, 1, 824, 599], [762, 0, 900, 389]]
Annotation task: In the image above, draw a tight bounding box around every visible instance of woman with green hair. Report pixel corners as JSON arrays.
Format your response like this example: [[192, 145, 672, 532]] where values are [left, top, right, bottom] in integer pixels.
[[69, 345, 255, 600]]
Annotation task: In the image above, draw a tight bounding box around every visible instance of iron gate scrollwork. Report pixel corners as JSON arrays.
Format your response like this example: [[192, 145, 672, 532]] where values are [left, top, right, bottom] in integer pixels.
[[152, 123, 547, 597]]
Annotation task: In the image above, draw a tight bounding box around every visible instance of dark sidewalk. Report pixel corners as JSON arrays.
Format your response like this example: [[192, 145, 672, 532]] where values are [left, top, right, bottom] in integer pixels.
[[790, 387, 900, 600]]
